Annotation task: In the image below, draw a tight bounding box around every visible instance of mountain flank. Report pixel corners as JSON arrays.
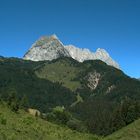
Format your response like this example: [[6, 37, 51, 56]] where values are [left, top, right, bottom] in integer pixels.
[[0, 56, 140, 136]]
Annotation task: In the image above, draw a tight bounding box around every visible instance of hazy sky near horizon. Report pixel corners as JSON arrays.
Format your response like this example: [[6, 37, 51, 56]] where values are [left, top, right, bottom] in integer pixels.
[[0, 0, 140, 78]]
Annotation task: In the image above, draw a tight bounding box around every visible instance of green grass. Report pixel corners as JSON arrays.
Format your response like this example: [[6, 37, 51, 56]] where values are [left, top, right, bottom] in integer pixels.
[[104, 119, 140, 140], [36, 60, 81, 91], [0, 103, 100, 140], [0, 103, 140, 140]]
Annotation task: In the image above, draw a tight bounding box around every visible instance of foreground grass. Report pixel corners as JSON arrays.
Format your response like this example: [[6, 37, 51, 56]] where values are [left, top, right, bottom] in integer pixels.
[[104, 119, 140, 140], [0, 103, 99, 140], [0, 102, 139, 140]]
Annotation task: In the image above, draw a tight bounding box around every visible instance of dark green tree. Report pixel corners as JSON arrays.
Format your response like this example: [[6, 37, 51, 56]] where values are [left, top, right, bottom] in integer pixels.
[[7, 89, 19, 112]]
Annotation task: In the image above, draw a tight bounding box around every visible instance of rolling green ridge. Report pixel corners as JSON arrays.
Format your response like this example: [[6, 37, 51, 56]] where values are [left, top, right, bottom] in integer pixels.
[[0, 57, 140, 136]]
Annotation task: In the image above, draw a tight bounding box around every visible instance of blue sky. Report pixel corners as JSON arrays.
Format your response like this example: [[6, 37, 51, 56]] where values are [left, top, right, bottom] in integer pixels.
[[0, 0, 140, 78]]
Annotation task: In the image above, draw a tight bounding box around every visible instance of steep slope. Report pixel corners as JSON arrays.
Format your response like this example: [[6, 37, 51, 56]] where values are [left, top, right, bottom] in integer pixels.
[[104, 119, 140, 140], [23, 35, 119, 69], [0, 102, 99, 140]]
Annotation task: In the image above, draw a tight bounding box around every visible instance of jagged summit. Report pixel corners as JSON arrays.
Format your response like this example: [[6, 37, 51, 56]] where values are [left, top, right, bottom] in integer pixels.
[[23, 35, 120, 69], [51, 34, 59, 39], [23, 35, 70, 61], [65, 45, 119, 69]]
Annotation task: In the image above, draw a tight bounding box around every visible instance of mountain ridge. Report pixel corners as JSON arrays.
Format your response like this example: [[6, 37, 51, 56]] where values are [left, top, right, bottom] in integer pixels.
[[23, 35, 120, 69]]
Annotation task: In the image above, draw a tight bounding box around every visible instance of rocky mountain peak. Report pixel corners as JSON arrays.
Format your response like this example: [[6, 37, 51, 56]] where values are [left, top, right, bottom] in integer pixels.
[[65, 45, 119, 69], [23, 35, 70, 61], [23, 35, 120, 69], [96, 48, 109, 57], [50, 34, 59, 40]]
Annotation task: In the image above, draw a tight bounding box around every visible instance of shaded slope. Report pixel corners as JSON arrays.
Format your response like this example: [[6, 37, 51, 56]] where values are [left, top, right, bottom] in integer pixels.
[[0, 57, 76, 112]]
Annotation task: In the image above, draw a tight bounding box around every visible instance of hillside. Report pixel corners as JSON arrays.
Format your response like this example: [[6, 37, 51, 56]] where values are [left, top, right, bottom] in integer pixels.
[[0, 101, 140, 140], [35, 57, 140, 135], [0, 57, 76, 112], [104, 119, 140, 140], [35, 58, 82, 91], [0, 102, 99, 140], [0, 57, 140, 136]]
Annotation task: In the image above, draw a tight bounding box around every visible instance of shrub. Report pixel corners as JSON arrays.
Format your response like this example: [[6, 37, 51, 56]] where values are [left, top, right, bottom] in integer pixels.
[[0, 115, 7, 125], [47, 106, 72, 124], [67, 119, 87, 132]]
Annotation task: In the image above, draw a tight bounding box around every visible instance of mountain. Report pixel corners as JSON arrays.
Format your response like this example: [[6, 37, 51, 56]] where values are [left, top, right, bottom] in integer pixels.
[[65, 45, 119, 69], [23, 35, 119, 69], [23, 35, 71, 61], [0, 56, 140, 136]]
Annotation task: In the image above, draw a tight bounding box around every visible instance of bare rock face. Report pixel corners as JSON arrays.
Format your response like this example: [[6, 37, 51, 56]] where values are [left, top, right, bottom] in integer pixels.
[[86, 72, 101, 90], [23, 35, 120, 69], [23, 35, 71, 61], [65, 45, 119, 69]]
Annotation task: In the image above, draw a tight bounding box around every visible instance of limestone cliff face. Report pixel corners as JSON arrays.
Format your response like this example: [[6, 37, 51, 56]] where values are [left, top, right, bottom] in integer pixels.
[[86, 71, 101, 90], [23, 35, 120, 69], [23, 35, 71, 61], [65, 45, 119, 69]]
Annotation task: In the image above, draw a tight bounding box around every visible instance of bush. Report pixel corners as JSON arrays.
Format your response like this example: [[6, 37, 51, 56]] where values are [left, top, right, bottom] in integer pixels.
[[47, 106, 72, 124], [0, 115, 7, 125], [67, 119, 87, 132]]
